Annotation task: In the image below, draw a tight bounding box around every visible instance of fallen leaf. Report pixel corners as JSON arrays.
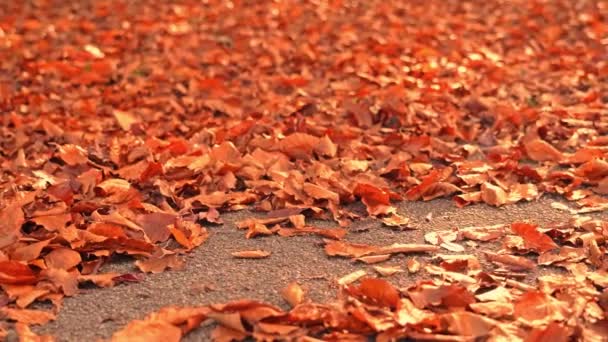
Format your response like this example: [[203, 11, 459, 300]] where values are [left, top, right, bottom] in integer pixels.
[[0, 261, 37, 285], [513, 291, 569, 325], [113, 110, 139, 131], [282, 282, 305, 307], [349, 278, 400, 308], [337, 270, 367, 285], [0, 307, 55, 325], [373, 265, 403, 277], [481, 182, 507, 206], [485, 251, 536, 270], [524, 138, 563, 162], [44, 248, 82, 270], [231, 250, 271, 259], [15, 323, 55, 342], [511, 222, 558, 253], [407, 258, 421, 273], [356, 254, 391, 264], [442, 311, 496, 338], [136, 254, 184, 273]]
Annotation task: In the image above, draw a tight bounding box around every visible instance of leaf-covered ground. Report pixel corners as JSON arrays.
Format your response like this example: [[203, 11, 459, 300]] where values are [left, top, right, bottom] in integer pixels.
[[1, 0, 607, 341]]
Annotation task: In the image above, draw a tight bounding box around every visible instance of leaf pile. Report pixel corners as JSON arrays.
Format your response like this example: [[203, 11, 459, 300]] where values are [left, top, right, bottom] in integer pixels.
[[0, 0, 607, 340]]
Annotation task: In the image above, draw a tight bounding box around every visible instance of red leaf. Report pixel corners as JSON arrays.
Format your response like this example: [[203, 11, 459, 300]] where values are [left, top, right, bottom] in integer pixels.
[[349, 278, 400, 308], [0, 261, 37, 285], [112, 273, 145, 284], [353, 183, 391, 215], [511, 222, 558, 253], [524, 138, 563, 162]]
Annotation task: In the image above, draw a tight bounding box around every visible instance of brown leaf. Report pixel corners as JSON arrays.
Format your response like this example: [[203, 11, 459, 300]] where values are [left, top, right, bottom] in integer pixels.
[[211, 325, 248, 342], [315, 135, 337, 157], [324, 240, 378, 258], [373, 265, 403, 277], [349, 278, 400, 308], [380, 213, 411, 229], [377, 243, 440, 255], [441, 311, 496, 338], [325, 240, 438, 258], [277, 226, 347, 240], [485, 251, 535, 270], [405, 168, 451, 201], [245, 223, 273, 239], [282, 282, 305, 307], [469, 302, 513, 319], [460, 224, 506, 241], [43, 268, 79, 296], [56, 144, 88, 166], [407, 258, 421, 273], [111, 306, 208, 342], [15, 323, 55, 342], [0, 261, 37, 285], [137, 213, 175, 243], [113, 109, 139, 131], [112, 321, 182, 342], [337, 270, 367, 285], [511, 222, 558, 253], [31, 213, 72, 232], [524, 138, 563, 162], [420, 182, 461, 201], [453, 191, 482, 207], [11, 239, 52, 262], [136, 254, 185, 274], [78, 273, 119, 288], [0, 307, 55, 325], [231, 250, 271, 259], [513, 291, 569, 325], [280, 133, 319, 159], [356, 254, 391, 264], [0, 192, 36, 249], [481, 182, 507, 206], [526, 322, 572, 342], [407, 283, 475, 309], [353, 183, 392, 216], [3, 285, 50, 309], [302, 183, 340, 203], [169, 225, 194, 250], [44, 248, 82, 270]]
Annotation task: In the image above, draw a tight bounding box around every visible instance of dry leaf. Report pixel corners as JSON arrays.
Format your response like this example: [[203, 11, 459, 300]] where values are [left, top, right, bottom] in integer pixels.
[[231, 250, 271, 259], [0, 307, 56, 325], [113, 110, 139, 131], [373, 265, 403, 277], [337, 270, 367, 285], [281, 282, 305, 307]]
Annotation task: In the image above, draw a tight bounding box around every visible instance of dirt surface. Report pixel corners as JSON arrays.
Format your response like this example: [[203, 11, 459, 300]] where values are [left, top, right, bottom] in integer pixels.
[[30, 197, 604, 341]]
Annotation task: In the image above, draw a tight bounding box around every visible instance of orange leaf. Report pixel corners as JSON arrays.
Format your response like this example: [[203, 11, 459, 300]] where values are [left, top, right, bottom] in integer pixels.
[[481, 182, 507, 206], [281, 282, 305, 307], [0, 261, 37, 285], [0, 307, 55, 325], [524, 138, 563, 162], [351, 278, 400, 308], [231, 250, 271, 259], [136, 254, 184, 274], [511, 222, 558, 253], [113, 110, 139, 131], [44, 248, 82, 270]]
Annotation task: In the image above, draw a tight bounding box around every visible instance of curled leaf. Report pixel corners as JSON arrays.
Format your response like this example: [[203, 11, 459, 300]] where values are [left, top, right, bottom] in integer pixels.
[[231, 250, 271, 259]]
